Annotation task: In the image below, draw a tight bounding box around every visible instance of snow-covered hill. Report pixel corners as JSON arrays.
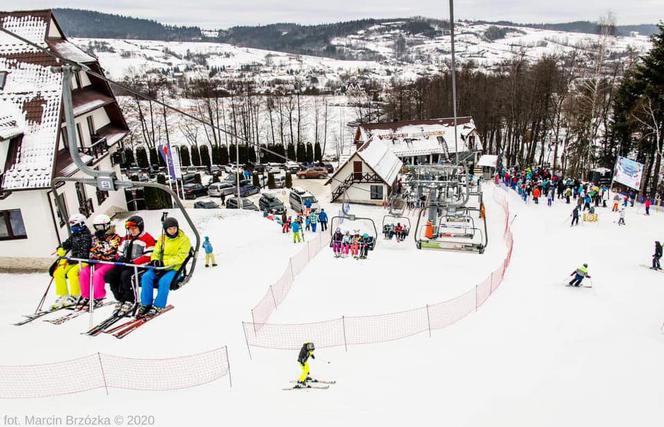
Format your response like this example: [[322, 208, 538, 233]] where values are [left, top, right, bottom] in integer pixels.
[[75, 21, 651, 92]]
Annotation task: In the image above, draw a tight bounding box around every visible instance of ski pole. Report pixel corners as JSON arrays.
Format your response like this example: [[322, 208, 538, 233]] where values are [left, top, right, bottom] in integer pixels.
[[35, 276, 54, 314]]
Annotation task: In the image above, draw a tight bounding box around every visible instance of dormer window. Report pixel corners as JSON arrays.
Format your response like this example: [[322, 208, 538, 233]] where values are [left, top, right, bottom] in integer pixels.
[[0, 71, 8, 90]]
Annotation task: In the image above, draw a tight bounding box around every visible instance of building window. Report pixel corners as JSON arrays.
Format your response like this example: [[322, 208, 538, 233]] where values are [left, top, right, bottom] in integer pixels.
[[370, 185, 383, 200], [0, 71, 7, 90], [55, 192, 69, 227], [0, 209, 28, 240], [86, 116, 96, 139]]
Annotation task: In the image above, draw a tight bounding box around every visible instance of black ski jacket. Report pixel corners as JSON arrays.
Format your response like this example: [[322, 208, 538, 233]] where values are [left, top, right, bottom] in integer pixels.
[[60, 226, 93, 262], [298, 344, 315, 365]]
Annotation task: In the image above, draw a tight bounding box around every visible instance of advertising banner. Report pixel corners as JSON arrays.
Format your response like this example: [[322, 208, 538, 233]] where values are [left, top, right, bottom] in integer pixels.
[[613, 156, 644, 190]]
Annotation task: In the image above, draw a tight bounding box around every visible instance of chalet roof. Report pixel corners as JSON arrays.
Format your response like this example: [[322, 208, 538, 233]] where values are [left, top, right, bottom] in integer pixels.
[[327, 137, 402, 187], [0, 12, 63, 190], [0, 102, 25, 140], [357, 116, 481, 156]]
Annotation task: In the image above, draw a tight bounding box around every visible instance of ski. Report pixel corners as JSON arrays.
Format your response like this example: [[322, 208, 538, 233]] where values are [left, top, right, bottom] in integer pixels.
[[289, 379, 336, 384], [111, 305, 174, 339], [641, 264, 664, 273], [83, 307, 135, 336], [45, 301, 113, 325], [13, 305, 75, 326], [282, 384, 330, 391]]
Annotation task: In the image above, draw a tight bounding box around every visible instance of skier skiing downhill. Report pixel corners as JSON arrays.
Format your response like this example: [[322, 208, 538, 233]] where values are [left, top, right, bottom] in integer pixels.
[[78, 214, 121, 307], [618, 207, 626, 225], [52, 214, 92, 309], [653, 241, 662, 270], [296, 342, 316, 387], [104, 215, 155, 315], [569, 264, 591, 287], [139, 217, 191, 318], [570, 205, 580, 227]]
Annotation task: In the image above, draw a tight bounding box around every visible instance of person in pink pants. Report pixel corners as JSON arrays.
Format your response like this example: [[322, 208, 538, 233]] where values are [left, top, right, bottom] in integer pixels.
[[79, 214, 121, 305]]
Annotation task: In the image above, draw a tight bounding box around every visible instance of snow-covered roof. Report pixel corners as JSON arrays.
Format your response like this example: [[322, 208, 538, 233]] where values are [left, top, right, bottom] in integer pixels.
[[356, 137, 403, 185], [477, 154, 498, 168], [357, 117, 481, 157], [0, 12, 63, 190], [0, 102, 25, 140]]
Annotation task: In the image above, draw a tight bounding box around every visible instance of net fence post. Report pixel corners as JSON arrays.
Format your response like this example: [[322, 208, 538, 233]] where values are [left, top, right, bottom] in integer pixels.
[[224, 346, 233, 389], [242, 322, 253, 360], [269, 285, 277, 309], [289, 258, 294, 280], [251, 309, 257, 334], [341, 316, 348, 352], [97, 352, 109, 396], [475, 284, 478, 311], [425, 304, 432, 338]]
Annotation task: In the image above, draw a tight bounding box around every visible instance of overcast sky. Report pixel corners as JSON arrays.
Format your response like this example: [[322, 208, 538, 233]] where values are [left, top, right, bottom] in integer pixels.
[[3, 0, 661, 27]]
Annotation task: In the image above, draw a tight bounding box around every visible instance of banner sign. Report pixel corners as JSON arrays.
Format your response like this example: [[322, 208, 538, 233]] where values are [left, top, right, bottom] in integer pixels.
[[613, 156, 644, 190], [159, 143, 182, 179]]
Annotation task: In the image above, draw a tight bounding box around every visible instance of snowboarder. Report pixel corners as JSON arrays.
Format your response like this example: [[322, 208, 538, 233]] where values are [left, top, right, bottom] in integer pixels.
[[139, 217, 192, 318], [570, 205, 580, 227], [319, 209, 328, 232], [52, 214, 92, 309], [104, 215, 155, 312], [653, 241, 662, 270], [78, 214, 121, 306], [569, 263, 591, 287], [618, 207, 626, 225], [202, 236, 217, 267], [296, 342, 316, 387]]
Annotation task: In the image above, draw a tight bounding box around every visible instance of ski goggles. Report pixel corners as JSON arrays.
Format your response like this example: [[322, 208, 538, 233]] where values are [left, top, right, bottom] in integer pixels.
[[93, 224, 109, 231], [125, 220, 139, 229]]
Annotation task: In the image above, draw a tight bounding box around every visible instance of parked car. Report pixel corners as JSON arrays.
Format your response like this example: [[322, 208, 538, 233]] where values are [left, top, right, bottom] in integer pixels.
[[285, 161, 301, 174], [210, 165, 224, 176], [183, 183, 208, 199], [225, 197, 259, 210], [316, 162, 334, 174], [194, 200, 220, 209], [214, 179, 251, 197], [259, 193, 285, 213], [296, 167, 328, 179], [289, 187, 319, 212], [238, 184, 260, 197], [182, 173, 201, 185]]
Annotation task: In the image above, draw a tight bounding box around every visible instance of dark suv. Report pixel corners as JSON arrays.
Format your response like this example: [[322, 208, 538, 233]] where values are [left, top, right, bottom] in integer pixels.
[[258, 193, 285, 213]]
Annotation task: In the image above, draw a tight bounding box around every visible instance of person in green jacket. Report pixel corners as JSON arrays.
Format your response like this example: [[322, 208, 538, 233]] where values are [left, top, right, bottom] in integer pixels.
[[139, 217, 191, 317]]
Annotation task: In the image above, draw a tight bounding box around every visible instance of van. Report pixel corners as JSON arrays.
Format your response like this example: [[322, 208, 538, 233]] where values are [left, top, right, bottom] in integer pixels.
[[289, 187, 319, 213]]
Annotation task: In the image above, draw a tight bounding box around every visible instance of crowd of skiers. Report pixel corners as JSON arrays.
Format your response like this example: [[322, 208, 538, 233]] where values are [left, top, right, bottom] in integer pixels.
[[51, 213, 191, 319], [275, 208, 329, 243], [382, 222, 410, 242]]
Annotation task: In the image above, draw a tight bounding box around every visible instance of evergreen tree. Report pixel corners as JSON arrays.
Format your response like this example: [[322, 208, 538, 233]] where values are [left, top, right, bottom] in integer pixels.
[[252, 171, 260, 187], [211, 145, 221, 165], [199, 145, 212, 169], [191, 145, 201, 166], [285, 172, 293, 188], [247, 145, 257, 163], [148, 147, 160, 169], [287, 142, 296, 162], [136, 146, 149, 168], [306, 143, 314, 162], [122, 147, 135, 167], [314, 142, 322, 162], [267, 172, 276, 189], [220, 145, 229, 165], [274, 143, 286, 163], [296, 142, 306, 162], [179, 145, 191, 167]]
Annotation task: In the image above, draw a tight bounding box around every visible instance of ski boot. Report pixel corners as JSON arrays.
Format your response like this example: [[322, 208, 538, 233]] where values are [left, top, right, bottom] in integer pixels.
[[136, 304, 152, 319], [51, 296, 69, 310]]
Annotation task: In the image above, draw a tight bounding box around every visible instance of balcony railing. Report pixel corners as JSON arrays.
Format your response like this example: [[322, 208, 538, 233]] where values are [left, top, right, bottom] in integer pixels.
[[79, 136, 109, 162]]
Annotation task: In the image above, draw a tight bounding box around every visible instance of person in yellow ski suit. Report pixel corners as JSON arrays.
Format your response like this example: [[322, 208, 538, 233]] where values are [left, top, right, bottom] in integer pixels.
[[297, 342, 315, 386]]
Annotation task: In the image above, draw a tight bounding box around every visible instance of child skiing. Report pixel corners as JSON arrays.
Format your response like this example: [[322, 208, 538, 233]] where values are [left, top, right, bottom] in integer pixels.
[[570, 205, 580, 227], [52, 214, 92, 308], [202, 236, 217, 267], [569, 263, 591, 287], [618, 207, 626, 225], [78, 214, 121, 307], [296, 342, 315, 387], [291, 217, 302, 243]]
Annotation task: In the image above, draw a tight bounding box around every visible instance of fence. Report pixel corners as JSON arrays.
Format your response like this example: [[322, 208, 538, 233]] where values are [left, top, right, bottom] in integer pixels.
[[242, 186, 515, 350], [0, 347, 231, 399], [250, 230, 332, 329]]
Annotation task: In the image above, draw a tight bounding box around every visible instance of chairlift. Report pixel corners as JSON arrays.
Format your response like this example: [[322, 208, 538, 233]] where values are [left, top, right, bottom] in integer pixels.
[[329, 192, 378, 249], [51, 65, 200, 294], [381, 194, 412, 241], [413, 204, 486, 253]]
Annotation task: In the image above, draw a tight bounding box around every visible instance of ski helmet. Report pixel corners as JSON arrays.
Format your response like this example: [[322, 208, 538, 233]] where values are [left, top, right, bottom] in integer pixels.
[[305, 342, 315, 351], [92, 214, 112, 232], [124, 215, 144, 233], [162, 217, 179, 230], [68, 213, 86, 227], [583, 263, 588, 268]]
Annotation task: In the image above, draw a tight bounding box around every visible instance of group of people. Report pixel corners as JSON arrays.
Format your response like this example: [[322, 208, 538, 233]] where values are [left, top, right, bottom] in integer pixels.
[[279, 209, 329, 244], [382, 222, 410, 242], [52, 213, 191, 318], [331, 228, 374, 259]]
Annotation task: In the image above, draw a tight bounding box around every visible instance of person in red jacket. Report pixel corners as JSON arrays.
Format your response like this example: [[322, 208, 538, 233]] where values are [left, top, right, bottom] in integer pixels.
[[645, 197, 652, 215], [104, 215, 156, 314], [532, 186, 541, 204]]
